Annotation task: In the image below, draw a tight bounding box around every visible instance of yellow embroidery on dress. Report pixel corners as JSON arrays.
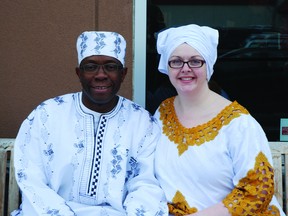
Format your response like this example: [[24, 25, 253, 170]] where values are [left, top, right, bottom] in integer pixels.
[[168, 190, 198, 216], [223, 152, 280, 216], [159, 97, 249, 155]]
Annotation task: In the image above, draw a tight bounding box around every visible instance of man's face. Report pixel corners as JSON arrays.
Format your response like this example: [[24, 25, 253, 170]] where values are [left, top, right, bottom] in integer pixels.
[[76, 55, 127, 112]]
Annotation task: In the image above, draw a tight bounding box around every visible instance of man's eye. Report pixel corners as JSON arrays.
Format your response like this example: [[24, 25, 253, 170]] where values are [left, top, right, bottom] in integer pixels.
[[105, 64, 118, 71], [84, 64, 97, 71]]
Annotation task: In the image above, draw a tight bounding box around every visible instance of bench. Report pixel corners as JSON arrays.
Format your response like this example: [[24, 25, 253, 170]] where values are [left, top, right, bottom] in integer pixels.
[[0, 139, 287, 215], [0, 138, 19, 216], [270, 141, 288, 214]]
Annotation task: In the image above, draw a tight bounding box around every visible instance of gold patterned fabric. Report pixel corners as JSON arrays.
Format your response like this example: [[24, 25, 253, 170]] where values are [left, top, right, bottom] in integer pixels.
[[167, 152, 280, 216], [156, 96, 284, 215], [223, 152, 280, 216], [159, 97, 249, 155], [168, 191, 197, 215]]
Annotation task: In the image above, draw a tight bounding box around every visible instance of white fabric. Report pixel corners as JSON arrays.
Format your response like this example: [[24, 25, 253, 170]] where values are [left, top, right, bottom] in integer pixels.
[[76, 31, 126, 66], [154, 103, 285, 215], [156, 24, 218, 81], [12, 92, 168, 216]]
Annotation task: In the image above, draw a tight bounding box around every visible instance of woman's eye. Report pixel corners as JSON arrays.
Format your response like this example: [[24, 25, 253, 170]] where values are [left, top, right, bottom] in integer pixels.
[[190, 59, 201, 64], [172, 60, 182, 65]]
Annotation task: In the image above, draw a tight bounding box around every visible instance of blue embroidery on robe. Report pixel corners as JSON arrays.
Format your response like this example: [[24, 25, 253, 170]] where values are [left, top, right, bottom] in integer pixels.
[[111, 147, 122, 177], [27, 116, 34, 125], [46, 208, 61, 216], [44, 143, 54, 161], [74, 140, 85, 153], [156, 210, 166, 216], [135, 207, 146, 216], [17, 169, 27, 182], [54, 96, 65, 105], [126, 157, 139, 182], [149, 114, 157, 123], [132, 103, 141, 111], [39, 102, 47, 108]]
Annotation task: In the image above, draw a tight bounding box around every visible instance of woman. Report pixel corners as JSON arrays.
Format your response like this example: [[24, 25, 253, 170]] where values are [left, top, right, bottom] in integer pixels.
[[154, 24, 285, 216]]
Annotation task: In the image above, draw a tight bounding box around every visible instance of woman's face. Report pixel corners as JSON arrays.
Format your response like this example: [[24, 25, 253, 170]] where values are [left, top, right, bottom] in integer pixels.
[[168, 43, 208, 95]]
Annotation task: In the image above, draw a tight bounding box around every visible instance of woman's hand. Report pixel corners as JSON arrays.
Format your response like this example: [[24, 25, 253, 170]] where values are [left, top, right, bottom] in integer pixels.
[[185, 202, 231, 216]]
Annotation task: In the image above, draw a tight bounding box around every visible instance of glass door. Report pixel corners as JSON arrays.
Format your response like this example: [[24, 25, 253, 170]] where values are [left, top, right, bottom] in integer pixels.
[[145, 0, 288, 141]]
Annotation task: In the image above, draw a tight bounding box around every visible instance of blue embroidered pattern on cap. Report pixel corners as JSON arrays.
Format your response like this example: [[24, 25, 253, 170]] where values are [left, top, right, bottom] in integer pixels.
[[113, 32, 122, 58], [79, 33, 88, 59], [94, 33, 106, 54]]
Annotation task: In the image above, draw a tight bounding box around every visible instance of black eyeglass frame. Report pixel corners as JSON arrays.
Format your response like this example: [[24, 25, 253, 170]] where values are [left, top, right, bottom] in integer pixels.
[[79, 63, 124, 73], [168, 59, 206, 69]]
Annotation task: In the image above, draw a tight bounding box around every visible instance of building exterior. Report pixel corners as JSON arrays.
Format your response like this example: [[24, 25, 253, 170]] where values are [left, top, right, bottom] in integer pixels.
[[1, 0, 288, 140], [0, 0, 134, 137]]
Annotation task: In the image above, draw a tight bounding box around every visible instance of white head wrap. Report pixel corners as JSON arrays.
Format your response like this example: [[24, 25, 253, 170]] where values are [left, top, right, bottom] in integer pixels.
[[76, 31, 126, 66], [156, 24, 219, 80]]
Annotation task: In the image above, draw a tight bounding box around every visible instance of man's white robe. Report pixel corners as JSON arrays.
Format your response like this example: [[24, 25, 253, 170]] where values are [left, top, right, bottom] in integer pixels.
[[12, 92, 168, 216]]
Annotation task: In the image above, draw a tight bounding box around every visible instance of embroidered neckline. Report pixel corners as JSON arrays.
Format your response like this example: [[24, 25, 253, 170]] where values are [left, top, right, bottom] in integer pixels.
[[159, 97, 249, 155]]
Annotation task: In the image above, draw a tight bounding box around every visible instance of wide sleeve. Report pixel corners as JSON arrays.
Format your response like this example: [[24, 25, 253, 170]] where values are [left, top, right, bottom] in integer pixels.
[[222, 114, 280, 215], [123, 114, 168, 216], [13, 107, 76, 216]]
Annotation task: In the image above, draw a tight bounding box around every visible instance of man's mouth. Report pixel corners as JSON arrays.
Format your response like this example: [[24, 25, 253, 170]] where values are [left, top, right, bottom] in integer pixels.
[[94, 86, 109, 90]]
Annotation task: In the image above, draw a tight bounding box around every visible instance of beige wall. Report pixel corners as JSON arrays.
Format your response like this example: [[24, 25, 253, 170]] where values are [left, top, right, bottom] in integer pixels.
[[0, 0, 133, 138]]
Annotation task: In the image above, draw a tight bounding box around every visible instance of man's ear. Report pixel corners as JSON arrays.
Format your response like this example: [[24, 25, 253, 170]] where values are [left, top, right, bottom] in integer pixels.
[[75, 67, 81, 77], [121, 67, 128, 82]]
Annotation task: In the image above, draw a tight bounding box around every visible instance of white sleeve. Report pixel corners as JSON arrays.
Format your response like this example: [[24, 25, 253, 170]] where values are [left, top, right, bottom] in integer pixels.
[[66, 201, 125, 216], [123, 115, 168, 215], [223, 114, 276, 214], [227, 115, 273, 182], [14, 108, 75, 216]]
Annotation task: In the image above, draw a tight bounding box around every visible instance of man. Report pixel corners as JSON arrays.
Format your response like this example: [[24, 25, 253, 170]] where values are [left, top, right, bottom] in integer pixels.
[[12, 31, 168, 216]]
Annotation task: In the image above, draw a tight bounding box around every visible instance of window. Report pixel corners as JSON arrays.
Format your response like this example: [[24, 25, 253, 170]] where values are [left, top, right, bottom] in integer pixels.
[[145, 0, 288, 141]]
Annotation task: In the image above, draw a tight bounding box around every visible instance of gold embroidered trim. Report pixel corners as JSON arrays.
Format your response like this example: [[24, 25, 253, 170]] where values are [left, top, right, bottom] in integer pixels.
[[159, 97, 249, 155], [223, 152, 280, 216], [168, 190, 198, 216]]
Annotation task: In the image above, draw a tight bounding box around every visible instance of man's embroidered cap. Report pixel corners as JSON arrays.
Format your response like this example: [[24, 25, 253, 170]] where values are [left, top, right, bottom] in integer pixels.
[[76, 31, 126, 66]]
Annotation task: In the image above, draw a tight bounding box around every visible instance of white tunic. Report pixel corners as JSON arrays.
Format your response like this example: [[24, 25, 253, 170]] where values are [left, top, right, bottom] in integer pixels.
[[12, 92, 168, 216], [154, 97, 285, 216]]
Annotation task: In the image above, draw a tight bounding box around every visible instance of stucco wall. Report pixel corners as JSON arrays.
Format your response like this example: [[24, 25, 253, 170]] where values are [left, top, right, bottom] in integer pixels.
[[0, 0, 133, 137]]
